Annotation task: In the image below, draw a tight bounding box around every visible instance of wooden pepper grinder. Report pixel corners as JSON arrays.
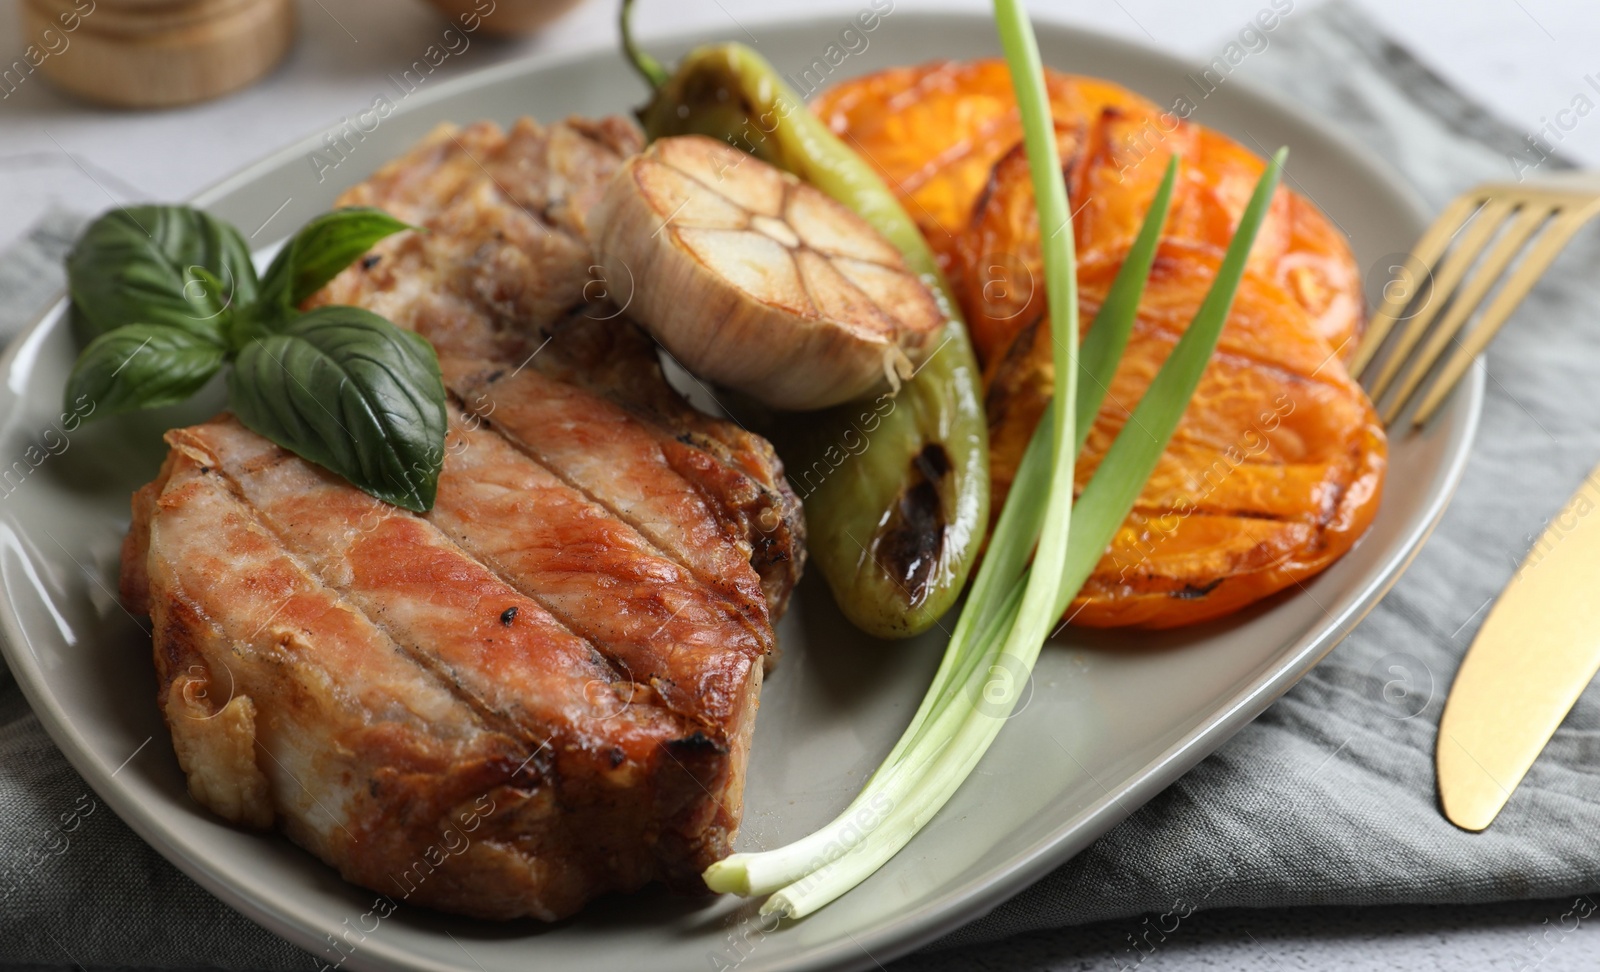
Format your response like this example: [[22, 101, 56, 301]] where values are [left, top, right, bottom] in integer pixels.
[[20, 0, 296, 109]]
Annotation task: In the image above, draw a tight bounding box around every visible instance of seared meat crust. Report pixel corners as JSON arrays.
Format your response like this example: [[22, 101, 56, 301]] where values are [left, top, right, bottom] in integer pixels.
[[122, 116, 802, 920], [311, 117, 803, 621]]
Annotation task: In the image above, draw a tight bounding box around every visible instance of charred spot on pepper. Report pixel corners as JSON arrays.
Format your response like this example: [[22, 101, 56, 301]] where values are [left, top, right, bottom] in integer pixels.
[[500, 606, 518, 626], [873, 443, 953, 608], [915, 441, 952, 481]]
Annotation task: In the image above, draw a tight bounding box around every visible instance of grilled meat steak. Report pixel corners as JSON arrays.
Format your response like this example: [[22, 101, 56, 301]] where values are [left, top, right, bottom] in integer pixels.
[[120, 117, 804, 920]]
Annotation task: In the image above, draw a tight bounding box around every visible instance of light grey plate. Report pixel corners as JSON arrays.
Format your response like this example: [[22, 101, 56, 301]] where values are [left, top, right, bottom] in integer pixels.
[[0, 11, 1480, 972]]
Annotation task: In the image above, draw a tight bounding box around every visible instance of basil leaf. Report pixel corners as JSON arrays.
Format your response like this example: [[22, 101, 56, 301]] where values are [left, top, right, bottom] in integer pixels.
[[64, 323, 226, 418], [258, 207, 411, 321], [228, 306, 446, 511], [67, 206, 258, 344]]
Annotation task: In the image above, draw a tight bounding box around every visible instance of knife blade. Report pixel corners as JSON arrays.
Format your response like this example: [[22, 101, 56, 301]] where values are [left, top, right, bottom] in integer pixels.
[[1438, 465, 1600, 831]]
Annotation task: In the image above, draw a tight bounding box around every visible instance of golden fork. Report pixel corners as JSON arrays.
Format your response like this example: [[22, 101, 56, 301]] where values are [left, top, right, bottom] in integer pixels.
[[1350, 172, 1600, 426]]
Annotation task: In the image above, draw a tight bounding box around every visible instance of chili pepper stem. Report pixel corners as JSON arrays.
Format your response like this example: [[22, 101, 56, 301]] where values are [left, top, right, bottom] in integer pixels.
[[619, 0, 668, 88]]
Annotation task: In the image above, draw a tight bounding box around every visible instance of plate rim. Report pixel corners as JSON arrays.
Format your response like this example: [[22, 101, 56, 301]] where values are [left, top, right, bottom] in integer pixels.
[[0, 9, 1485, 972]]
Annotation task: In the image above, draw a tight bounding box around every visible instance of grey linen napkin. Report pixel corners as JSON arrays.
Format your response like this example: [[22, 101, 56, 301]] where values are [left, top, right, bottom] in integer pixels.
[[3, 2, 1599, 968]]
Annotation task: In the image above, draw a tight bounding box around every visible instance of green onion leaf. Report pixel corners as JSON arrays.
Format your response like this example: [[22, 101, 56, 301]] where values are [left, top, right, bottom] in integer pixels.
[[1056, 147, 1286, 616], [755, 0, 1078, 918], [701, 7, 1288, 920], [1076, 154, 1178, 451]]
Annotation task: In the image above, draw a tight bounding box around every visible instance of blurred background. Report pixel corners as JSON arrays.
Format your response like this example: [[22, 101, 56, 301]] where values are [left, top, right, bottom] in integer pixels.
[[1, 0, 1599, 254]]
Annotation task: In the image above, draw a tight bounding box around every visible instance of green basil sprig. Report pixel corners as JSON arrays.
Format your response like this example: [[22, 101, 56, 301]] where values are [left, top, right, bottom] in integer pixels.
[[257, 208, 410, 323], [63, 204, 446, 513], [67, 206, 257, 346], [230, 308, 446, 512], [67, 323, 229, 417]]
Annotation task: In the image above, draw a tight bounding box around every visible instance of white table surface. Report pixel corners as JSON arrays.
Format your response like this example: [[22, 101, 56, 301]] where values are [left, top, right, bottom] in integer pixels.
[[4, 0, 1600, 257], [3, 0, 1599, 969]]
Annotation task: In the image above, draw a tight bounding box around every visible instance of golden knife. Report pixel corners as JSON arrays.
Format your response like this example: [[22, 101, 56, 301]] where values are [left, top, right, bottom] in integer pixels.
[[1438, 464, 1600, 831]]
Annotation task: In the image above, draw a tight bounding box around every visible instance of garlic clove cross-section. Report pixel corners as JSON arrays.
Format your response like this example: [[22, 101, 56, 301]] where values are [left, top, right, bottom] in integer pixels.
[[590, 135, 946, 411]]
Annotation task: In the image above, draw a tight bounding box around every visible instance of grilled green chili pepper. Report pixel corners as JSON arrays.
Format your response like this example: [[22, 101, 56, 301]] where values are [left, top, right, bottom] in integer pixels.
[[621, 1, 990, 638]]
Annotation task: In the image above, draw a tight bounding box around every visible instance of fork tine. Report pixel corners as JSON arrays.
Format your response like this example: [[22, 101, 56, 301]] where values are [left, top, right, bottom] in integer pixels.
[[1411, 201, 1600, 426], [1379, 203, 1553, 425], [1367, 198, 1516, 400], [1350, 195, 1480, 377]]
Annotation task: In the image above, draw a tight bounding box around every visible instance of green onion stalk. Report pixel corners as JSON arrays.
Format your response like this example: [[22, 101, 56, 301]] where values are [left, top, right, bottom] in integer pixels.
[[707, 0, 1087, 911], [661, 0, 1290, 917]]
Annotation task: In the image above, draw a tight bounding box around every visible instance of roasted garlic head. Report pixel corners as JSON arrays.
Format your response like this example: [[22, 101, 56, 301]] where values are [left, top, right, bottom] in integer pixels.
[[590, 135, 946, 411]]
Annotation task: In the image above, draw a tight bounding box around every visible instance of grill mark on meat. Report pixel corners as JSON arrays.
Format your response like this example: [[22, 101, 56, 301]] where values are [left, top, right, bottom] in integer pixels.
[[428, 406, 771, 727], [435, 318, 802, 632], [164, 421, 755, 907], [522, 308, 805, 618], [325, 261, 790, 634], [309, 116, 804, 627], [181, 435, 593, 748], [445, 358, 776, 635], [181, 418, 768, 773], [172, 421, 711, 754], [147, 453, 539, 850]]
